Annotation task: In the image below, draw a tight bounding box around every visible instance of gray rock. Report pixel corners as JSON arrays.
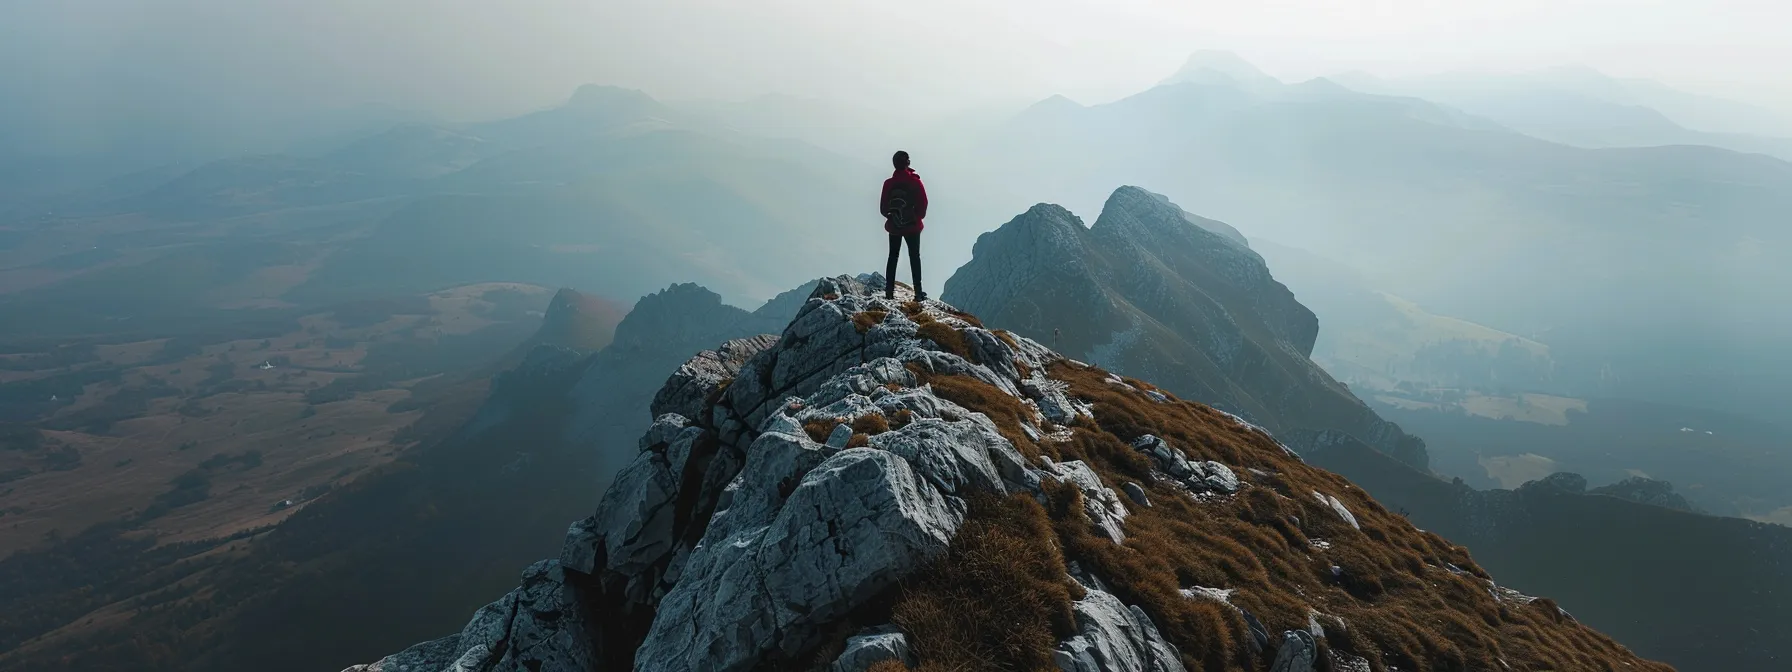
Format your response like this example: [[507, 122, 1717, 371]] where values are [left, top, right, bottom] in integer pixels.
[[831, 625, 917, 672], [640, 413, 691, 452], [341, 635, 463, 672], [494, 561, 595, 672], [962, 327, 1019, 376], [1189, 460, 1240, 494], [1054, 574, 1186, 672], [1123, 482, 1151, 508], [826, 422, 855, 448], [651, 335, 780, 420], [1133, 435, 1240, 496], [558, 516, 601, 575], [1240, 609, 1271, 653], [347, 561, 592, 672], [1026, 376, 1083, 425], [1329, 651, 1372, 672], [1312, 491, 1360, 530], [1050, 460, 1129, 543], [869, 417, 1010, 498], [591, 447, 679, 576], [638, 447, 960, 672], [1270, 630, 1317, 672], [1131, 435, 1193, 479]]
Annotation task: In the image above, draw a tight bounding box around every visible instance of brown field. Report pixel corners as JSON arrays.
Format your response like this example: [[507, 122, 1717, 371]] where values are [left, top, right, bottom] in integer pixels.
[[0, 282, 553, 559]]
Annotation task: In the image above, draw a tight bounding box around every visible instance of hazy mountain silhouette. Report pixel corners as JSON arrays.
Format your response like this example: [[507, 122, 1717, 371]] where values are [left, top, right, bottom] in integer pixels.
[[1338, 68, 1792, 160]]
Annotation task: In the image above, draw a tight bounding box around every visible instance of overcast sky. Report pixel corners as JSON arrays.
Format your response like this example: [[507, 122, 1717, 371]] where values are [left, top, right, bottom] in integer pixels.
[[4, 0, 1789, 154]]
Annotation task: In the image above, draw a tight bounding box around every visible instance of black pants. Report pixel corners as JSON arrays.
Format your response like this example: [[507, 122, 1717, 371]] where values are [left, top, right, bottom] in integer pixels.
[[885, 231, 921, 295]]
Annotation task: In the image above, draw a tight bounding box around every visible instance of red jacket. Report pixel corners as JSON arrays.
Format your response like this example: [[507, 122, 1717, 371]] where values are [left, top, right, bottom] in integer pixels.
[[880, 168, 928, 234]]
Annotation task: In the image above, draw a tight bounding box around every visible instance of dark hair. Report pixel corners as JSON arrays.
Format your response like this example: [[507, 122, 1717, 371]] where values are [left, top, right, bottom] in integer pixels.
[[892, 150, 910, 169]]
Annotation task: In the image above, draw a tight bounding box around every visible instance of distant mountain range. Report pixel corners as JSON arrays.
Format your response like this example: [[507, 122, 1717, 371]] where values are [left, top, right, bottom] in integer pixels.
[[1333, 66, 1792, 161]]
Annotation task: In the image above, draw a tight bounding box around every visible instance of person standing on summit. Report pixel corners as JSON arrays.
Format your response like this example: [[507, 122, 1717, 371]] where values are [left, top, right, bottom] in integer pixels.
[[879, 150, 928, 301]]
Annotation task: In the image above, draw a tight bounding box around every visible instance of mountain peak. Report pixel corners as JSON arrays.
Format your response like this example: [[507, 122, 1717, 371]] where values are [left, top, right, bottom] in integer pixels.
[[1096, 185, 1249, 248], [565, 84, 661, 111], [608, 283, 744, 350], [530, 288, 626, 352], [948, 191, 1429, 467], [1161, 50, 1279, 87]]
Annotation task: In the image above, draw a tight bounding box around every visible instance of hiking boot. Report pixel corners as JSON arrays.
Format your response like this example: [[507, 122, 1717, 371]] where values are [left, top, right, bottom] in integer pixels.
[[883, 287, 896, 301], [914, 290, 929, 302]]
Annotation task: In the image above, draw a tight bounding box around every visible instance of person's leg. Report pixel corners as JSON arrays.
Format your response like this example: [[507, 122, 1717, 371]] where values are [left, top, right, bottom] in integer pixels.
[[906, 232, 923, 298], [885, 234, 902, 298]]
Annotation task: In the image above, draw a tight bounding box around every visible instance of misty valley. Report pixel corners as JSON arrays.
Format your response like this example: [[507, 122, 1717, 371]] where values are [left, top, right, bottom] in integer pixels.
[[3, 11, 1791, 672]]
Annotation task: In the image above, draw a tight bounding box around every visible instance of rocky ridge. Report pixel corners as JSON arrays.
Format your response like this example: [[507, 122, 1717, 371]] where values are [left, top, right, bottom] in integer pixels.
[[942, 186, 1428, 469], [347, 275, 1668, 672]]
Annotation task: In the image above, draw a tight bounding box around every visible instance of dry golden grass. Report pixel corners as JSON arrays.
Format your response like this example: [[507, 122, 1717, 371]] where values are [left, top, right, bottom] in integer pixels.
[[940, 306, 985, 328], [853, 310, 889, 334], [893, 492, 1079, 672], [852, 414, 891, 436], [864, 661, 909, 672], [914, 321, 971, 360]]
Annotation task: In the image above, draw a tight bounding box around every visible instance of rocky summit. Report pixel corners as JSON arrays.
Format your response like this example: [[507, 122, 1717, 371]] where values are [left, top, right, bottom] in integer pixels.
[[942, 186, 1428, 470], [346, 275, 1668, 672]]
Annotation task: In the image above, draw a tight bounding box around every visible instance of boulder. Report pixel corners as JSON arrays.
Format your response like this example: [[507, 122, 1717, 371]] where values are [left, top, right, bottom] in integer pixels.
[[831, 626, 917, 672], [1054, 572, 1186, 672]]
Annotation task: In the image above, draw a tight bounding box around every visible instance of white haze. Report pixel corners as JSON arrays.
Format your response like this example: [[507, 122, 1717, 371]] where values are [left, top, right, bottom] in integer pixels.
[[4, 0, 1791, 158]]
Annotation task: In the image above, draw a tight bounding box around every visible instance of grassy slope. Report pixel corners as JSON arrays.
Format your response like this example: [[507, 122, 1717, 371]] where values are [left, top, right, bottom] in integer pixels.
[[887, 355, 1668, 671], [1308, 434, 1792, 672]]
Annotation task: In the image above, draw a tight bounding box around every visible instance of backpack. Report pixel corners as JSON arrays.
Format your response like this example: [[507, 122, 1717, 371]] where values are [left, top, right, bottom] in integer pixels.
[[882, 180, 921, 231]]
